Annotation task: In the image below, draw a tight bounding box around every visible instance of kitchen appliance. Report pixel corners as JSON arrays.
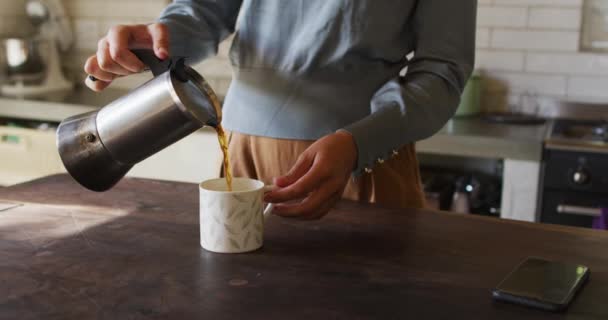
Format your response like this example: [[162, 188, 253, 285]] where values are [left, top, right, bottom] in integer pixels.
[[1, 38, 46, 84], [540, 119, 608, 228], [0, 0, 73, 97], [57, 50, 222, 192], [421, 168, 502, 216]]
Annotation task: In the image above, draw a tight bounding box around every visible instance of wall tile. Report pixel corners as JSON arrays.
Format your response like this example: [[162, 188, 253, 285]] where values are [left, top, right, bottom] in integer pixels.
[[477, 6, 528, 28], [528, 8, 581, 30], [526, 52, 608, 75], [72, 19, 100, 51], [476, 28, 491, 49], [484, 72, 568, 96], [63, 1, 166, 19], [492, 30, 579, 51], [567, 76, 608, 100], [476, 50, 525, 71], [494, 0, 582, 7]]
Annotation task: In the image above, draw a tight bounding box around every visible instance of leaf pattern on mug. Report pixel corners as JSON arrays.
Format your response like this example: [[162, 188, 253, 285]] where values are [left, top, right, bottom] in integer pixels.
[[208, 221, 215, 238], [243, 231, 251, 248], [204, 195, 217, 209], [252, 196, 261, 211], [241, 212, 253, 230], [212, 212, 222, 226], [235, 209, 248, 221], [214, 235, 222, 249], [226, 207, 238, 220], [229, 238, 241, 249], [233, 194, 249, 204], [224, 223, 237, 235]]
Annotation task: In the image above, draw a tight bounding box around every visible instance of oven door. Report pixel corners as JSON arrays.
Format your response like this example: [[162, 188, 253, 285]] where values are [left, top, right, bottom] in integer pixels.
[[541, 190, 607, 228]]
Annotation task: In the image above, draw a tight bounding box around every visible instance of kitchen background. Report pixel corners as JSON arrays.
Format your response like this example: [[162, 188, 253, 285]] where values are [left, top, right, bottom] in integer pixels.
[[0, 0, 234, 97], [1, 0, 607, 229], [0, 0, 606, 106]]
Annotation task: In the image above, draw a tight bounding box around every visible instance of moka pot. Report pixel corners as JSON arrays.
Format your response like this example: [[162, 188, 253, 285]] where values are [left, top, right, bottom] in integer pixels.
[[57, 49, 222, 192]]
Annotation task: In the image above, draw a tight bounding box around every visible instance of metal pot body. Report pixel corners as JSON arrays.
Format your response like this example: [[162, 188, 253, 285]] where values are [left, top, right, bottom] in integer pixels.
[[96, 70, 202, 165], [57, 67, 219, 192]]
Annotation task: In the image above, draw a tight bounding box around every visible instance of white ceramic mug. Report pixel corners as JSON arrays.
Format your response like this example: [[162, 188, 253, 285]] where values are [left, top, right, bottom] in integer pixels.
[[199, 178, 274, 253]]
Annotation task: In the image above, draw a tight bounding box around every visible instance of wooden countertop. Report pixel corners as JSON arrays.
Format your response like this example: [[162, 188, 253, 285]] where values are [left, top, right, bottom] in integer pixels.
[[1, 174, 606, 319]]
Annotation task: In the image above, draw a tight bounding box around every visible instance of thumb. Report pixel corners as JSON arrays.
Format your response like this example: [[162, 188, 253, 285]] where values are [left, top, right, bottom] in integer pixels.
[[147, 23, 170, 59], [275, 154, 313, 188]]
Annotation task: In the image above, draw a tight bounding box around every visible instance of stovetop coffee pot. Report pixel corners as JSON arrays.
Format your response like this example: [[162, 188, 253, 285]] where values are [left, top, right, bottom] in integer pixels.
[[57, 49, 222, 192]]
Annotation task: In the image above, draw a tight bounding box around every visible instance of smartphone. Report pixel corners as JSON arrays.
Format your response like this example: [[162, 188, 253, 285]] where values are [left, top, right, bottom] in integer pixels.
[[492, 257, 590, 312]]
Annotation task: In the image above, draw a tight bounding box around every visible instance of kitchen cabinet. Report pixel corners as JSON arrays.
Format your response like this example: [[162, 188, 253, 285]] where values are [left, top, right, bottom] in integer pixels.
[[500, 159, 541, 222], [418, 117, 547, 222], [0, 125, 64, 186]]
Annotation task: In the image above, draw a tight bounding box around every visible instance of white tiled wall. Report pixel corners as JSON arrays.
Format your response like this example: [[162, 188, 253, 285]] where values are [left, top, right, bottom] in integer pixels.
[[478, 0, 608, 111], [0, 0, 233, 95], [1, 0, 607, 107]]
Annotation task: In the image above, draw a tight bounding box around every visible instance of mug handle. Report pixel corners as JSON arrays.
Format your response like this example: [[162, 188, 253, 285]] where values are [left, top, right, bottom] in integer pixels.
[[263, 185, 276, 219]]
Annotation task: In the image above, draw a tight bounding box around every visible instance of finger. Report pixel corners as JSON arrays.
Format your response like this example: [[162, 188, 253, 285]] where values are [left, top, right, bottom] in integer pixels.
[[84, 55, 115, 82], [97, 38, 133, 76], [309, 192, 342, 219], [107, 25, 145, 72], [274, 153, 314, 188], [147, 23, 170, 59], [265, 161, 329, 204], [296, 192, 341, 220], [85, 75, 111, 92], [273, 180, 342, 218]]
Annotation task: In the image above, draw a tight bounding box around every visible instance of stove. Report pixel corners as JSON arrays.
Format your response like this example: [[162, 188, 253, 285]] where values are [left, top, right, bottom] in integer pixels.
[[545, 120, 608, 153], [540, 119, 608, 229]]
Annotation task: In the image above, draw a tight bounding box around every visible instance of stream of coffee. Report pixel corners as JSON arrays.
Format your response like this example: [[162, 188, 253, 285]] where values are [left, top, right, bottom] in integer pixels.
[[215, 124, 233, 192]]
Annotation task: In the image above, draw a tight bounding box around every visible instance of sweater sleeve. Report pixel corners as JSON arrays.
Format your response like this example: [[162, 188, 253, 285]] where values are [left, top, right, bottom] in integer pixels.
[[157, 0, 243, 63], [341, 0, 477, 176]]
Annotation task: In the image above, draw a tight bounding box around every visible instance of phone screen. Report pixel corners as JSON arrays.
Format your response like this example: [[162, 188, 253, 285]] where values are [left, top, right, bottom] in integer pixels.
[[495, 258, 589, 305]]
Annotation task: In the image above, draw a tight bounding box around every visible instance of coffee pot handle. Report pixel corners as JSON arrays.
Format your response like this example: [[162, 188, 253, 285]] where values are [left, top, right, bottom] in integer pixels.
[[131, 49, 173, 77]]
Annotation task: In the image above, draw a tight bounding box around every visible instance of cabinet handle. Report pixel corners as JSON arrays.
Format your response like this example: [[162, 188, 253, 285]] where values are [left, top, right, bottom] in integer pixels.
[[556, 205, 602, 217]]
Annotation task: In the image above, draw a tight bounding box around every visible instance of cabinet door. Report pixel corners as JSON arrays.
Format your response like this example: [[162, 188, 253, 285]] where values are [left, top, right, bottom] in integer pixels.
[[0, 126, 65, 186], [500, 159, 541, 222]]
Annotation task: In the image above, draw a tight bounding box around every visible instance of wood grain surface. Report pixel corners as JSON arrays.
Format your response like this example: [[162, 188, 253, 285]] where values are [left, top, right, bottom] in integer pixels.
[[0, 174, 606, 320]]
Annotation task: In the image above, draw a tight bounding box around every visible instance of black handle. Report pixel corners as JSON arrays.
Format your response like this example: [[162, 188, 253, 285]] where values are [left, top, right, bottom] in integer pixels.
[[88, 49, 187, 82], [132, 48, 189, 82], [131, 49, 172, 77]]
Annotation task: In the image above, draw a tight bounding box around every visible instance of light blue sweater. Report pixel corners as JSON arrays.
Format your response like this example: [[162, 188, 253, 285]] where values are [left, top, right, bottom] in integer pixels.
[[159, 0, 476, 176]]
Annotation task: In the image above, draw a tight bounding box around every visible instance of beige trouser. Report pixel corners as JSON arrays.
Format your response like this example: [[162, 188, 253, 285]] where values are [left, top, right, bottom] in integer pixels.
[[221, 132, 426, 209]]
